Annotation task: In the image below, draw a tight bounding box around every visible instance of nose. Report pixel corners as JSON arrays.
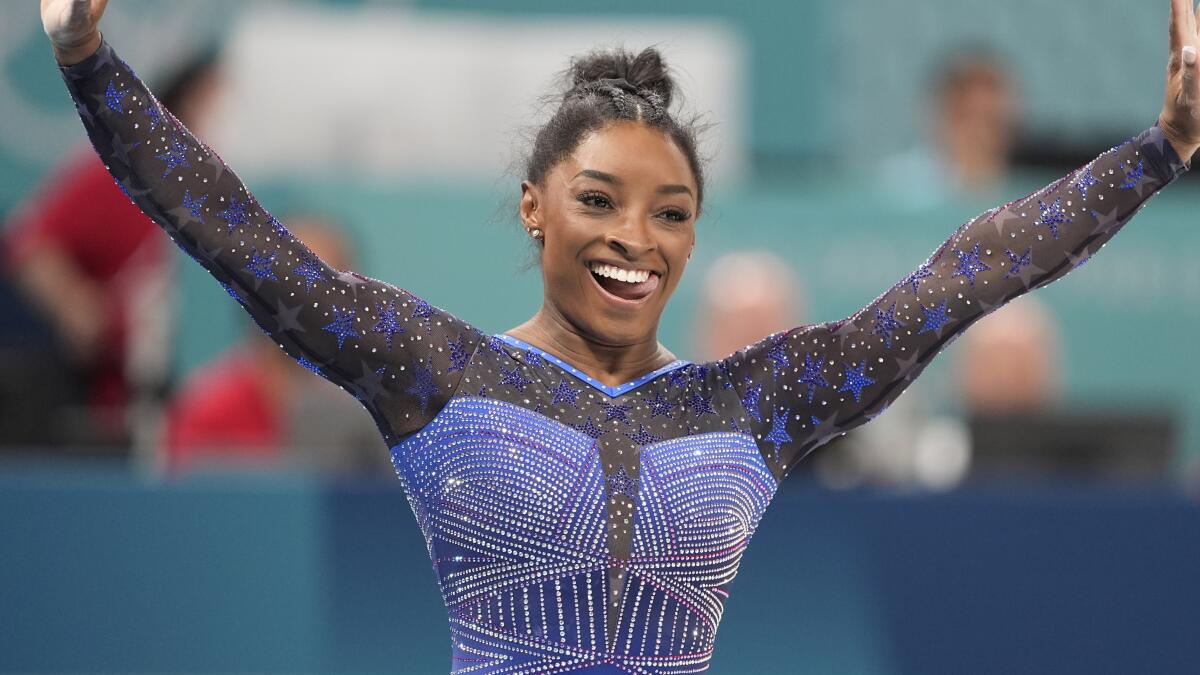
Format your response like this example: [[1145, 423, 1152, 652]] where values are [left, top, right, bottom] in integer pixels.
[[604, 215, 655, 259]]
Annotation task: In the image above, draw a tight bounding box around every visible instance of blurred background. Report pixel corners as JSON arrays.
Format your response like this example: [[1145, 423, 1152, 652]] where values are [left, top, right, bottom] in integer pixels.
[[2, 0, 1199, 673]]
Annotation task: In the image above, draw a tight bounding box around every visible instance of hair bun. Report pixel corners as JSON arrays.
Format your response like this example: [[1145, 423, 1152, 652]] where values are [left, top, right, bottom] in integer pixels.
[[567, 47, 675, 108]]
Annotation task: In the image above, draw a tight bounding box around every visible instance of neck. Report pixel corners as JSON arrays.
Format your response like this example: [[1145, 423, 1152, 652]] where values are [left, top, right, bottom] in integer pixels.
[[507, 305, 677, 388]]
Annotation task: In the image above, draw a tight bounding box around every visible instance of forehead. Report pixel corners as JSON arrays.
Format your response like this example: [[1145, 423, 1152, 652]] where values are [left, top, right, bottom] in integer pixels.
[[556, 122, 697, 192]]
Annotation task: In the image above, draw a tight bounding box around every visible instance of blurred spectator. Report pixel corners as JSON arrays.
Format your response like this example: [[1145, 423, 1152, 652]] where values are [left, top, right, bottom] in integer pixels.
[[163, 217, 389, 477], [692, 250, 950, 490], [956, 297, 1174, 484], [693, 251, 805, 361], [0, 49, 225, 449], [822, 298, 1061, 491], [958, 295, 1061, 415], [878, 46, 1022, 206]]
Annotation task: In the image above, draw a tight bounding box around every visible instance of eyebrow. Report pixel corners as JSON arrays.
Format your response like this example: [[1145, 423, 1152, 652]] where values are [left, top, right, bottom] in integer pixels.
[[574, 169, 693, 197]]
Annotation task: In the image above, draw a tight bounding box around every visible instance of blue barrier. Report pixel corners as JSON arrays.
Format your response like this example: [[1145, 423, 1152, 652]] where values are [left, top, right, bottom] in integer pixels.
[[1, 465, 1197, 673]]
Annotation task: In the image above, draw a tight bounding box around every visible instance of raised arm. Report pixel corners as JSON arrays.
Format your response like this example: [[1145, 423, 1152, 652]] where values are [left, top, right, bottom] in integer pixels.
[[721, 127, 1188, 479], [42, 0, 484, 443], [720, 0, 1200, 479]]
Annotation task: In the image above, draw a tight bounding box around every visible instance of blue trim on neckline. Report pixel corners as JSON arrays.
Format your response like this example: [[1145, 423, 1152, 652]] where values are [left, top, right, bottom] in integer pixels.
[[494, 334, 691, 398]]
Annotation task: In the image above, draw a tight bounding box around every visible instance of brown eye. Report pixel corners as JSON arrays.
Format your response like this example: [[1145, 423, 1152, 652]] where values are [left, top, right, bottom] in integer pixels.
[[659, 209, 690, 222], [578, 192, 612, 209]]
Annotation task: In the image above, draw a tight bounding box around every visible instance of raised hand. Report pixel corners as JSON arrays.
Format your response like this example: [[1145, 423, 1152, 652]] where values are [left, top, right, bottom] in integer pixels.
[[1162, 0, 1200, 160], [41, 0, 108, 65]]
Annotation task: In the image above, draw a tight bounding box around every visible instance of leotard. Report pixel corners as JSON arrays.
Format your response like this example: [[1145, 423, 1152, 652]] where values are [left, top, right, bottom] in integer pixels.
[[59, 42, 1187, 673]]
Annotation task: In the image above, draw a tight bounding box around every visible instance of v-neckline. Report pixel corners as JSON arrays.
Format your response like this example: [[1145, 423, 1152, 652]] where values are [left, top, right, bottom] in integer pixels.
[[494, 334, 691, 398]]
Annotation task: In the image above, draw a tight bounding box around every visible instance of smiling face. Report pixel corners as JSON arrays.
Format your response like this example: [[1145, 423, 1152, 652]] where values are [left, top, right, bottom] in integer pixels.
[[521, 121, 699, 347]]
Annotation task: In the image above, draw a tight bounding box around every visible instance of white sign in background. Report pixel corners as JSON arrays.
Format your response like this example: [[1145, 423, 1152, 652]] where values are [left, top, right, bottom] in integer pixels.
[[213, 6, 747, 184]]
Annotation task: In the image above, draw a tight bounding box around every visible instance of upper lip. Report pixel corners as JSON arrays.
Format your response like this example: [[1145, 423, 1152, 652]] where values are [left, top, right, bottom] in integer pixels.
[[587, 259, 663, 276]]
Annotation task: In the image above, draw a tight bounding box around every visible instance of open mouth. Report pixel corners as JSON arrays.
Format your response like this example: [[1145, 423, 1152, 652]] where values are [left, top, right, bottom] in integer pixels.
[[588, 262, 661, 304]]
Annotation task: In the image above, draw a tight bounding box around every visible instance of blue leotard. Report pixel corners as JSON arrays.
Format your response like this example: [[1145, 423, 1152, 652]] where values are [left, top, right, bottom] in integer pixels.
[[60, 41, 1187, 673]]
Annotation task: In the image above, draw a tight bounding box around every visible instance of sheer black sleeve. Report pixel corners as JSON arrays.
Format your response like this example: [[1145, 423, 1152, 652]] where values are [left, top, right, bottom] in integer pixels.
[[59, 41, 484, 444], [720, 126, 1188, 480]]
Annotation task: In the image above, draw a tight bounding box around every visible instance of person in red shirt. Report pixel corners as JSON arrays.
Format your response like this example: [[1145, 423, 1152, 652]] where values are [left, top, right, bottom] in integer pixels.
[[2, 51, 223, 445]]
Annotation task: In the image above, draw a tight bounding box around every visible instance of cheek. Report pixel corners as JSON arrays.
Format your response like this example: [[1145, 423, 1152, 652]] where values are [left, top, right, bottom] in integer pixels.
[[540, 234, 582, 287]]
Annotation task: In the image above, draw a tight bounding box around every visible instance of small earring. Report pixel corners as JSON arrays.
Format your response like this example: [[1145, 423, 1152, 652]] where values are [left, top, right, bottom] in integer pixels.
[[528, 227, 543, 240]]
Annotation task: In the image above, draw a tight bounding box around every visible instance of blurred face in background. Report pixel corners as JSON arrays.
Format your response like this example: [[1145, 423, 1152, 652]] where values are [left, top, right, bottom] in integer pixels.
[[521, 121, 698, 346], [935, 59, 1020, 190]]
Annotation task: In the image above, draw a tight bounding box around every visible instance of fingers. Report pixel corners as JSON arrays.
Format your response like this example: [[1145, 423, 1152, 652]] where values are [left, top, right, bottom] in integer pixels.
[[1171, 0, 1191, 54], [1176, 0, 1185, 53]]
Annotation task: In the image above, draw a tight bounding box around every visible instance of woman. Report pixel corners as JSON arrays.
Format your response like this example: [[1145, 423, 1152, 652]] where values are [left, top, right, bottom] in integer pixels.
[[41, 0, 1200, 672]]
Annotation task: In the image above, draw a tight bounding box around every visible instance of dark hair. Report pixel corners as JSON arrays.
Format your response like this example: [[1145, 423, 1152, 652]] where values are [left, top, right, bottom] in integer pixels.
[[930, 45, 1014, 101], [525, 47, 706, 209]]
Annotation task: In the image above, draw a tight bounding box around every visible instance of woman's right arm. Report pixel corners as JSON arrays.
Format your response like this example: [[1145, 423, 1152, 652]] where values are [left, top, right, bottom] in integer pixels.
[[45, 4, 484, 443]]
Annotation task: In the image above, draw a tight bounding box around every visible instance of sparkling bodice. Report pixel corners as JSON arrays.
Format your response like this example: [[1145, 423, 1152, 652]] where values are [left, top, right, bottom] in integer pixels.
[[395, 393, 774, 672]]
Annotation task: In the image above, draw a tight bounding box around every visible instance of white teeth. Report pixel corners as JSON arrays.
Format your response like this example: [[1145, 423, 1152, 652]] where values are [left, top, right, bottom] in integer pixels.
[[589, 262, 652, 284]]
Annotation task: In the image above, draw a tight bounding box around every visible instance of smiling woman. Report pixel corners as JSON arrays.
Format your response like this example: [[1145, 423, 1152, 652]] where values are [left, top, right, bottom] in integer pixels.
[[39, 0, 1200, 672]]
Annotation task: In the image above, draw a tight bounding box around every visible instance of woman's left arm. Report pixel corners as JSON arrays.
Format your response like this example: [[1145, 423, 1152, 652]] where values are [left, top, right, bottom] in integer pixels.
[[721, 1, 1200, 479]]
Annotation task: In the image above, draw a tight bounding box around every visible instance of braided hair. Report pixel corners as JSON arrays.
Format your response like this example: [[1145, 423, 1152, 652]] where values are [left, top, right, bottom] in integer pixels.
[[525, 47, 706, 209]]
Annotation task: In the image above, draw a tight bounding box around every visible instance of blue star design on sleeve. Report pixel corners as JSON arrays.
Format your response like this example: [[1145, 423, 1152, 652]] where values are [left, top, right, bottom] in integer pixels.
[[1003, 247, 1032, 279], [607, 464, 637, 498], [871, 302, 905, 348], [575, 416, 606, 440], [952, 243, 992, 286], [499, 365, 532, 392], [550, 378, 580, 407], [1119, 160, 1144, 189], [837, 360, 876, 403], [625, 425, 662, 446], [486, 337, 507, 354], [646, 391, 674, 419], [521, 351, 546, 368], [219, 282, 241, 302], [370, 299, 405, 350], [901, 264, 934, 294], [143, 101, 163, 131], [182, 190, 207, 221], [292, 255, 325, 293], [798, 353, 830, 403], [266, 214, 290, 238], [409, 296, 437, 332], [104, 80, 129, 113], [764, 408, 793, 461], [917, 300, 953, 335], [321, 306, 360, 349], [244, 248, 278, 281], [447, 334, 471, 373], [718, 361, 736, 389], [684, 390, 716, 417], [666, 369, 691, 388], [153, 136, 191, 178], [1075, 166, 1100, 198], [295, 356, 322, 375], [766, 339, 791, 377], [602, 402, 631, 425], [406, 362, 438, 410], [740, 380, 763, 423], [216, 195, 250, 233], [1035, 197, 1069, 239]]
